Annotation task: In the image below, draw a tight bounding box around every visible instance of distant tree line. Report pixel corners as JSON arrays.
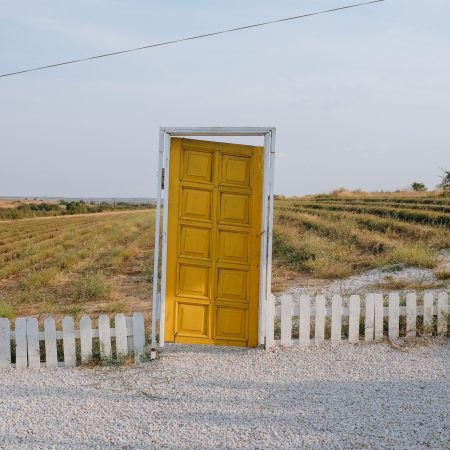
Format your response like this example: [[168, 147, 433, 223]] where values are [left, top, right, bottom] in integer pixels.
[[0, 200, 155, 220]]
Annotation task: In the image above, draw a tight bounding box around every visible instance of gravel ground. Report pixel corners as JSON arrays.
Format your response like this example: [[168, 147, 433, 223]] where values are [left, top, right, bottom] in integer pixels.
[[1, 342, 449, 449]]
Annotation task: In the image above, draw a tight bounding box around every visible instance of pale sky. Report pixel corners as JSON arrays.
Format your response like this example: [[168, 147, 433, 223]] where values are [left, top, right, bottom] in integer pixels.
[[0, 0, 449, 197]]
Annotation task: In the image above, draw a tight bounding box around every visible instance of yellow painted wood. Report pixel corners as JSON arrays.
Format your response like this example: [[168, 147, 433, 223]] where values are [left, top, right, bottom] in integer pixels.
[[164, 138, 263, 347]]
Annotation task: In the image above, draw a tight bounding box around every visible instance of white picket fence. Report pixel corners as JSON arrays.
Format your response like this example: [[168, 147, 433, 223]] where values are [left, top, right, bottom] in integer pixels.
[[268, 292, 449, 347], [0, 313, 146, 369]]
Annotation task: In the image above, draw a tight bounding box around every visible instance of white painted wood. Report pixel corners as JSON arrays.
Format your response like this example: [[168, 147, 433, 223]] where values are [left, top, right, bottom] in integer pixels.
[[437, 292, 448, 337], [406, 293, 417, 338], [126, 316, 134, 354], [26, 318, 40, 368], [98, 315, 112, 359], [15, 318, 28, 369], [44, 317, 58, 368], [266, 294, 275, 349], [80, 315, 92, 363], [299, 295, 311, 347], [258, 132, 270, 346], [159, 131, 172, 347], [133, 313, 145, 362], [265, 134, 276, 349], [365, 294, 375, 341], [0, 318, 11, 368], [314, 295, 326, 344], [388, 293, 400, 339], [115, 314, 128, 356], [331, 295, 342, 343], [62, 317, 76, 367], [348, 295, 360, 343], [423, 293, 434, 336], [151, 127, 164, 347], [374, 294, 384, 341], [163, 127, 275, 136], [280, 294, 293, 346]]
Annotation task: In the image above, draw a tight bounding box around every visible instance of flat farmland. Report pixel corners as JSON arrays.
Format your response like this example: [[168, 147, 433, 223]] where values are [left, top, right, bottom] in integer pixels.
[[0, 193, 449, 321], [0, 210, 154, 321], [272, 194, 450, 291]]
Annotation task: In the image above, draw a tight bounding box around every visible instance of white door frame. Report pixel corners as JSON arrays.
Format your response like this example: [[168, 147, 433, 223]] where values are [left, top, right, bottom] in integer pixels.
[[151, 127, 276, 347]]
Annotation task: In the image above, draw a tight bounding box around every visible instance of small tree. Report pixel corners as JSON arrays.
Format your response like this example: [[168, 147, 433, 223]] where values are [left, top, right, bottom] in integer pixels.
[[410, 181, 427, 191], [438, 170, 450, 197]]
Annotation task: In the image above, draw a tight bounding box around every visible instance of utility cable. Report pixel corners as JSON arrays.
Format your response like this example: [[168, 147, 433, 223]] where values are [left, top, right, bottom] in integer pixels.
[[0, 0, 384, 78]]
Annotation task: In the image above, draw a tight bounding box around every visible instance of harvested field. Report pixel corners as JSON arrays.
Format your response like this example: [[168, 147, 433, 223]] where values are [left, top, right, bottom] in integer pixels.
[[0, 211, 154, 321], [0, 193, 449, 320], [273, 194, 450, 289]]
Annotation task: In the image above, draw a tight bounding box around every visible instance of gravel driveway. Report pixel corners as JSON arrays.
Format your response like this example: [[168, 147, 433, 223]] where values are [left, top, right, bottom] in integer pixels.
[[1, 342, 449, 449]]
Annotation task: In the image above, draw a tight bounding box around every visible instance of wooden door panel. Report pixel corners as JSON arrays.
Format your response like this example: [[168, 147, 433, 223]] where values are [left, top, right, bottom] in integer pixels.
[[218, 230, 249, 264], [165, 138, 262, 346], [177, 264, 210, 299], [219, 192, 250, 225]]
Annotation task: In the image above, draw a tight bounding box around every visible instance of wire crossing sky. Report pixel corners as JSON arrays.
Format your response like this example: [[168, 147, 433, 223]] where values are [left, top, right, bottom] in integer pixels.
[[0, 0, 384, 78], [1, 0, 448, 197]]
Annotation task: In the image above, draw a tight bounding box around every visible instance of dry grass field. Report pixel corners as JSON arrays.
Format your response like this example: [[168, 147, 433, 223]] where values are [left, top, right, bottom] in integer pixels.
[[0, 191, 449, 321], [273, 192, 450, 291]]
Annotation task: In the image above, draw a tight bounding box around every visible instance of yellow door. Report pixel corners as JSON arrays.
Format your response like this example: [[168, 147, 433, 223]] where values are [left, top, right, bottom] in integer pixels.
[[164, 138, 263, 347]]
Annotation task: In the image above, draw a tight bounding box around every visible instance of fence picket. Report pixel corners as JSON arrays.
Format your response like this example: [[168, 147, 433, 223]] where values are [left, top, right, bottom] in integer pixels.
[[126, 316, 134, 354], [133, 313, 145, 362], [437, 292, 448, 336], [15, 318, 28, 369], [314, 295, 326, 344], [267, 294, 275, 348], [374, 294, 384, 341], [115, 314, 128, 356], [44, 317, 58, 368], [62, 317, 76, 368], [365, 294, 375, 341], [406, 293, 417, 338], [299, 295, 310, 347], [331, 295, 342, 343], [348, 295, 360, 343], [280, 294, 293, 346], [0, 318, 11, 368], [26, 318, 40, 368], [388, 293, 400, 339], [98, 315, 112, 358], [80, 315, 92, 363], [423, 293, 434, 336]]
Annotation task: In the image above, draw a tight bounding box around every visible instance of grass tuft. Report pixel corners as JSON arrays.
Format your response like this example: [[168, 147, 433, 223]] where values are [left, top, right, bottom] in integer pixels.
[[70, 275, 111, 301]]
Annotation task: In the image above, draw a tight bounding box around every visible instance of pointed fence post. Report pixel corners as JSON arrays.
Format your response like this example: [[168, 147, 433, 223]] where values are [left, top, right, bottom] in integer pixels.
[[314, 295, 326, 344], [132, 313, 145, 362], [280, 294, 293, 346], [365, 294, 375, 341], [348, 295, 360, 343], [15, 318, 28, 369], [115, 314, 128, 357], [62, 317, 76, 368], [406, 293, 417, 338], [374, 294, 384, 341], [437, 292, 448, 337], [26, 318, 40, 369], [0, 318, 11, 369], [331, 294, 342, 343], [80, 315, 92, 363], [388, 293, 400, 340], [98, 315, 112, 359], [44, 317, 58, 368], [423, 292, 434, 336], [299, 295, 310, 347]]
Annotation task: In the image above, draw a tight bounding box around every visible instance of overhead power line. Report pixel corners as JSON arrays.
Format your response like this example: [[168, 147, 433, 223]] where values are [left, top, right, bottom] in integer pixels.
[[0, 0, 384, 79]]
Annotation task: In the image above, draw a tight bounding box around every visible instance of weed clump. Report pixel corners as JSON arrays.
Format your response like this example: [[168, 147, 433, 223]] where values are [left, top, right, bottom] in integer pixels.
[[70, 275, 110, 301]]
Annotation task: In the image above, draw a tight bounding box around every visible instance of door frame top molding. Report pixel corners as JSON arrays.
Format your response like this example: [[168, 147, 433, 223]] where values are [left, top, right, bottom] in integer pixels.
[[151, 127, 276, 348]]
